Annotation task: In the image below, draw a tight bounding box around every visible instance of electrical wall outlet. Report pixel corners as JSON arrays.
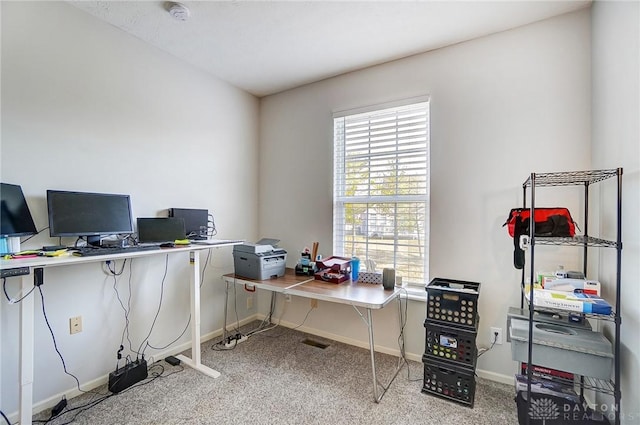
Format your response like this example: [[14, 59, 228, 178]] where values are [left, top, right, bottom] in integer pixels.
[[284, 293, 291, 303], [490, 327, 503, 345], [70, 316, 82, 334], [310, 299, 318, 309], [246, 295, 254, 310]]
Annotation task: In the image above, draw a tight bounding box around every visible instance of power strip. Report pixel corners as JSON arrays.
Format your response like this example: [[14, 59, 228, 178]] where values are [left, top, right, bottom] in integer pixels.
[[0, 266, 30, 278], [224, 334, 248, 348], [108, 359, 148, 393]]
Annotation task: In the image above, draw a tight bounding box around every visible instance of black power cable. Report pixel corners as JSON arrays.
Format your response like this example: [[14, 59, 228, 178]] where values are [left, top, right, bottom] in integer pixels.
[[477, 331, 499, 359], [106, 259, 139, 357], [20, 226, 49, 244], [38, 285, 88, 394], [0, 410, 10, 425], [2, 277, 36, 303], [33, 362, 184, 425], [147, 245, 213, 351], [137, 255, 169, 357]]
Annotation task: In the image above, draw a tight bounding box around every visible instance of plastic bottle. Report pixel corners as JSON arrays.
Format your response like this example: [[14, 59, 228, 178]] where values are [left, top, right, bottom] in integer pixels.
[[351, 257, 360, 281]]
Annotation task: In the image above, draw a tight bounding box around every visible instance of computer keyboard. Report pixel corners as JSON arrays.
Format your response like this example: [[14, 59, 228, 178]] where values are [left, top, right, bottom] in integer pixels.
[[70, 245, 160, 257]]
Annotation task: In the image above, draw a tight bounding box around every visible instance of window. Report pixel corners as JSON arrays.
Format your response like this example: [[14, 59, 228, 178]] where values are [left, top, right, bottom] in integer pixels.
[[333, 98, 429, 287]]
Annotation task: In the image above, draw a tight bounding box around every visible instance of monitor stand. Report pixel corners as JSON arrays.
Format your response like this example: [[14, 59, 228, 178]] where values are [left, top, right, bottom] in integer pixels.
[[87, 235, 102, 247]]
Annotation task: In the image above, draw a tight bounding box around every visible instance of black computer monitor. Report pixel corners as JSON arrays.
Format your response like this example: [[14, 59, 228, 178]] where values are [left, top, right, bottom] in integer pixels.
[[168, 208, 208, 239], [47, 190, 134, 246], [1, 182, 38, 237]]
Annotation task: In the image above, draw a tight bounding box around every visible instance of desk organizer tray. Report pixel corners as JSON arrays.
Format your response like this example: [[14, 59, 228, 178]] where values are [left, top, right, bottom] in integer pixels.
[[314, 256, 351, 284], [422, 357, 475, 408], [423, 321, 477, 370], [314, 269, 349, 284], [315, 256, 351, 273], [426, 278, 480, 330], [509, 318, 613, 380]]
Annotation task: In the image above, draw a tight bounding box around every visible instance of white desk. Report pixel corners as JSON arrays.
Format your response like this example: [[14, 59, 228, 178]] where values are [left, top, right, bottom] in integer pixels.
[[223, 269, 405, 403], [0, 241, 241, 425]]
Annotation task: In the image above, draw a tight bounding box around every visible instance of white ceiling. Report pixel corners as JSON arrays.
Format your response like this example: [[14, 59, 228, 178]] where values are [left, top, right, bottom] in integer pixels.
[[68, 1, 591, 97]]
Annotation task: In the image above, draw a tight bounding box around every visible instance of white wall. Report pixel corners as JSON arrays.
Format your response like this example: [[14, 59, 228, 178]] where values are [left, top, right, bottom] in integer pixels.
[[3, 1, 636, 422], [259, 9, 592, 383], [1, 1, 259, 417], [592, 1, 640, 423]]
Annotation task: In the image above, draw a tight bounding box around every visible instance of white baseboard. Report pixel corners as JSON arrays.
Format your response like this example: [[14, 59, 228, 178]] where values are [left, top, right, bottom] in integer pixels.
[[258, 314, 400, 355], [475, 369, 515, 386], [8, 315, 259, 424], [12, 313, 514, 423], [256, 313, 514, 386]]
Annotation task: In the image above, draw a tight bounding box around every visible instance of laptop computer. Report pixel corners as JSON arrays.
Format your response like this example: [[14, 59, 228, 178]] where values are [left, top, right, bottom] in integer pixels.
[[137, 217, 186, 245]]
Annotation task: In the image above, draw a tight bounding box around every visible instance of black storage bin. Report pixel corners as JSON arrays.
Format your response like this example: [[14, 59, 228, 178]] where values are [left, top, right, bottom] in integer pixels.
[[423, 321, 478, 370], [426, 278, 480, 330], [422, 358, 475, 407]]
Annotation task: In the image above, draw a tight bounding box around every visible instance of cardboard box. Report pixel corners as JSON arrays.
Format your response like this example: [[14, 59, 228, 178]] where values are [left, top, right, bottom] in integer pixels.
[[543, 278, 601, 296], [524, 286, 612, 315]]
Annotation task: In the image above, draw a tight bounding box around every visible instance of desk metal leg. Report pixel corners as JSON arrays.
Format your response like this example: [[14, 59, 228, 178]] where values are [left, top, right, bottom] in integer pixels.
[[19, 273, 35, 425], [175, 251, 221, 378], [366, 308, 380, 401], [359, 296, 405, 403], [222, 279, 230, 343]]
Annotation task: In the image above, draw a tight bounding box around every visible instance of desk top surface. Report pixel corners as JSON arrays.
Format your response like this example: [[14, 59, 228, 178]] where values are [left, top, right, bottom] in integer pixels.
[[224, 269, 399, 309], [0, 240, 241, 270], [224, 268, 311, 292], [287, 278, 399, 309]]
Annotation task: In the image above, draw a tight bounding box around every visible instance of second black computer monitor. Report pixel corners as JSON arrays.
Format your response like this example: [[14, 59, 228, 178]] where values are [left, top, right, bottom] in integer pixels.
[[169, 208, 208, 239]]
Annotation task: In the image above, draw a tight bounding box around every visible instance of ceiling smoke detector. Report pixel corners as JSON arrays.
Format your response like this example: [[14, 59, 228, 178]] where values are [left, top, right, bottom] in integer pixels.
[[167, 2, 191, 21]]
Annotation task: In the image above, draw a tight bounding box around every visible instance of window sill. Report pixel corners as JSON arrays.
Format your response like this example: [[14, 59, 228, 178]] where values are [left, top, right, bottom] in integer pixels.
[[398, 286, 427, 302]]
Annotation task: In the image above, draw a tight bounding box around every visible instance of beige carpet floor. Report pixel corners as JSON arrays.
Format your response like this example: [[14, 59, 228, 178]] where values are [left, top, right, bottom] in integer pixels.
[[33, 321, 518, 424]]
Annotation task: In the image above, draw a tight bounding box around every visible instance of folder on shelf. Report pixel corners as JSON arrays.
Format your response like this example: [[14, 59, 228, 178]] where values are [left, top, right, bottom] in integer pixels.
[[514, 374, 580, 403]]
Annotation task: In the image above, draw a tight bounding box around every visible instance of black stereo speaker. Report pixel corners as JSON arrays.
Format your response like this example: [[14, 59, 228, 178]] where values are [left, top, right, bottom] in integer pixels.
[[382, 268, 395, 290]]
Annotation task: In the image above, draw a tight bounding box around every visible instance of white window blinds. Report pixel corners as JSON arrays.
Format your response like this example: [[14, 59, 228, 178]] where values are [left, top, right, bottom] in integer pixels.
[[333, 99, 429, 286]]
